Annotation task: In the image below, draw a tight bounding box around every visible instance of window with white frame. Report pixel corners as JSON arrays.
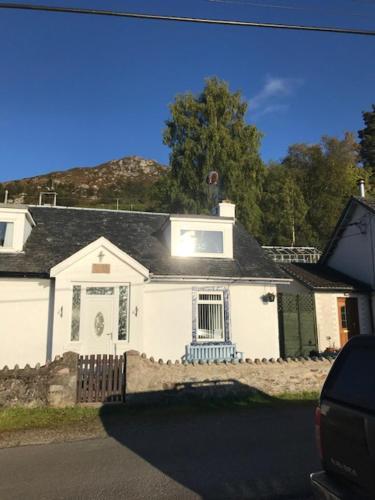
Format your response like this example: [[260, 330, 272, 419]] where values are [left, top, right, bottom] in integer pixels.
[[0, 222, 14, 248], [177, 229, 224, 256], [197, 292, 225, 341]]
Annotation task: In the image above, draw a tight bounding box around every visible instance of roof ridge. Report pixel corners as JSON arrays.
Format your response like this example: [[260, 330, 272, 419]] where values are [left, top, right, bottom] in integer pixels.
[[28, 205, 170, 216]]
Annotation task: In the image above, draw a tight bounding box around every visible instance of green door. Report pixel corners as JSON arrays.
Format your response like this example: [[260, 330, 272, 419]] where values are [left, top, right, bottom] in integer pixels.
[[278, 293, 318, 357]]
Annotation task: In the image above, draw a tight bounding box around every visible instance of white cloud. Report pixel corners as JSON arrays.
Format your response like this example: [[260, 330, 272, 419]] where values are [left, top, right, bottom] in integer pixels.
[[249, 76, 303, 114], [253, 103, 289, 119]]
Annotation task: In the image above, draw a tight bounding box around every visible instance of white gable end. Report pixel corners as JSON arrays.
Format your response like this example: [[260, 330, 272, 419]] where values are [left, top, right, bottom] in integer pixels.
[[50, 237, 149, 280], [326, 204, 374, 288]]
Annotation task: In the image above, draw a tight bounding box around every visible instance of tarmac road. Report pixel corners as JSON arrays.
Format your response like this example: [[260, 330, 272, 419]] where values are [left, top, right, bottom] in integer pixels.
[[0, 404, 319, 499]]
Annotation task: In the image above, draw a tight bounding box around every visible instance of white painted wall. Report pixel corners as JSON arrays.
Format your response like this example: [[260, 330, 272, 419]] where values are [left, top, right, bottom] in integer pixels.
[[229, 283, 280, 359], [0, 278, 51, 367], [143, 282, 193, 361], [315, 292, 371, 351], [327, 204, 375, 288], [143, 281, 280, 361]]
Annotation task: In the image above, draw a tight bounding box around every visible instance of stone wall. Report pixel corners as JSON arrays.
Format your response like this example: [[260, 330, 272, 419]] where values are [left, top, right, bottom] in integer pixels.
[[0, 352, 78, 408], [0, 350, 334, 407], [125, 351, 333, 404]]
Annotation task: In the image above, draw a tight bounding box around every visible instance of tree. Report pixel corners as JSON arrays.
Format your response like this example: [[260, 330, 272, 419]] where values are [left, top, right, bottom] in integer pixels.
[[260, 163, 309, 246], [282, 133, 362, 248], [358, 104, 375, 179], [157, 77, 264, 235]]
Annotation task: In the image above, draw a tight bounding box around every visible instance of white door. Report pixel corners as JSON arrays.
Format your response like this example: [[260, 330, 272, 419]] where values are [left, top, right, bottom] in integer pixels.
[[84, 289, 115, 354]]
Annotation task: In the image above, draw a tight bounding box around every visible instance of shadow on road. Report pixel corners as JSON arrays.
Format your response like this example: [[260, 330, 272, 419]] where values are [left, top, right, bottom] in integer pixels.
[[99, 379, 319, 499]]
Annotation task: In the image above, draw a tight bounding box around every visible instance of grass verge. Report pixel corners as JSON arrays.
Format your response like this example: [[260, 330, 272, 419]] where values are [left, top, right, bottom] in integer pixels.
[[0, 391, 319, 434]]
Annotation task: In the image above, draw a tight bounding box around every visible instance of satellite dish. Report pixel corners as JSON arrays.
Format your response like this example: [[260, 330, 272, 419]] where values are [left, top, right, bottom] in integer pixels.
[[206, 171, 219, 185]]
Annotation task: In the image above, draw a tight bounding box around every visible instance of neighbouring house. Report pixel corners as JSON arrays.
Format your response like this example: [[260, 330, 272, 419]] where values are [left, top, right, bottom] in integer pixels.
[[318, 192, 375, 336], [274, 183, 375, 357], [278, 262, 372, 357], [0, 201, 290, 367]]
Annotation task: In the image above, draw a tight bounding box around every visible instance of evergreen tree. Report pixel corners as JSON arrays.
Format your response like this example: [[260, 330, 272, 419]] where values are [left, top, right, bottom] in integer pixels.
[[157, 77, 264, 235], [358, 104, 375, 179]]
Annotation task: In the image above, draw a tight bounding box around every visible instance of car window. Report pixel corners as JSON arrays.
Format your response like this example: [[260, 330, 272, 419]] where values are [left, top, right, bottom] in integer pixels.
[[324, 345, 375, 412]]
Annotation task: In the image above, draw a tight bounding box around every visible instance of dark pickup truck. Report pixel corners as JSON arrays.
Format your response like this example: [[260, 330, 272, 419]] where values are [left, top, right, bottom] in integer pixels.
[[311, 335, 375, 499]]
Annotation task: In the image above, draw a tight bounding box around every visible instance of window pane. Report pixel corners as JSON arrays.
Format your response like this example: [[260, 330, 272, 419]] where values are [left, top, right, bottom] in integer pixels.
[[325, 346, 375, 412], [118, 286, 128, 341], [0, 222, 14, 248], [179, 230, 223, 255], [71, 285, 81, 341], [197, 303, 223, 340], [86, 287, 114, 295]]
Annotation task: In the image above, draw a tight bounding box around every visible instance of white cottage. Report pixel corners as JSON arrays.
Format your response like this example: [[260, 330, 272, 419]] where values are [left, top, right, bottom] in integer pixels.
[[0, 202, 289, 367]]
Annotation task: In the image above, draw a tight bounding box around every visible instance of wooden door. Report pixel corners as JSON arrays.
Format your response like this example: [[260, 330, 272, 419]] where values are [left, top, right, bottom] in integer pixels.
[[337, 297, 360, 347]]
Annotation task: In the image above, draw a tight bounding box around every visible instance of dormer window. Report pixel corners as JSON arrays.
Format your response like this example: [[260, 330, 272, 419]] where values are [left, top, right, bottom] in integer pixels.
[[168, 207, 235, 259], [0, 222, 14, 248], [0, 207, 35, 252], [177, 229, 224, 256]]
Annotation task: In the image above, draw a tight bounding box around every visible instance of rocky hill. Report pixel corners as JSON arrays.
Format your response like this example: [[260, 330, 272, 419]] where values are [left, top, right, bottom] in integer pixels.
[[1, 156, 167, 210]]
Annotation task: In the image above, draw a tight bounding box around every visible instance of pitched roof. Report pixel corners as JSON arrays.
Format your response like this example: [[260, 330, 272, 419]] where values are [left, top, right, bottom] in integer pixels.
[[0, 206, 287, 280], [357, 197, 375, 213], [282, 263, 371, 292]]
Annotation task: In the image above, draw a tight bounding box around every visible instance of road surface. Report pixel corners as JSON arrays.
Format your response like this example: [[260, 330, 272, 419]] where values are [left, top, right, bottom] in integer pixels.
[[0, 404, 318, 499]]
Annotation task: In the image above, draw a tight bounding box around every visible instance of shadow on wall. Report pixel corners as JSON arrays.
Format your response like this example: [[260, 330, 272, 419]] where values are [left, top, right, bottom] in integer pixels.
[[99, 380, 319, 499]]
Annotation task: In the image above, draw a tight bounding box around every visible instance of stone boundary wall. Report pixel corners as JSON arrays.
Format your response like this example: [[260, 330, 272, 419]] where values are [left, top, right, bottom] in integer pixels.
[[0, 351, 335, 407], [0, 352, 78, 408], [125, 351, 334, 404]]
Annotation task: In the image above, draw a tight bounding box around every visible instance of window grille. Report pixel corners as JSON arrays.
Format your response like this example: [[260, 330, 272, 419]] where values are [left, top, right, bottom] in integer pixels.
[[197, 292, 225, 341]]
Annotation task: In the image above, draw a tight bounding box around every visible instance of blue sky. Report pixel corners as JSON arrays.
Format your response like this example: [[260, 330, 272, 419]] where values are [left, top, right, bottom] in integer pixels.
[[0, 0, 374, 181]]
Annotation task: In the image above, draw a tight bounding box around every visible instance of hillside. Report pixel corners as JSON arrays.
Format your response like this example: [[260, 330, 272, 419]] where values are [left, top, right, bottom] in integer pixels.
[[0, 156, 167, 211]]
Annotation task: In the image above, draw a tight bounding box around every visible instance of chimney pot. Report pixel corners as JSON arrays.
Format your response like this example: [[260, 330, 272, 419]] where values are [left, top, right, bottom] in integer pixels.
[[357, 179, 365, 198]]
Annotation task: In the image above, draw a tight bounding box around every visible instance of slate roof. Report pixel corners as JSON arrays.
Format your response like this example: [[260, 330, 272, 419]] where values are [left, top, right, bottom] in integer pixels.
[[282, 263, 371, 292], [357, 197, 375, 213], [0, 206, 287, 280]]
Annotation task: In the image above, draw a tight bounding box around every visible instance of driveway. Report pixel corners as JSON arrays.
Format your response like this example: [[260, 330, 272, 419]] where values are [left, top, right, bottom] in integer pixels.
[[0, 404, 318, 499]]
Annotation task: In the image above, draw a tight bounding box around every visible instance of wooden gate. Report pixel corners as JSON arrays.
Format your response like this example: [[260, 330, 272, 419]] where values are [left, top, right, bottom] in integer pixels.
[[76, 354, 125, 403], [278, 293, 318, 357]]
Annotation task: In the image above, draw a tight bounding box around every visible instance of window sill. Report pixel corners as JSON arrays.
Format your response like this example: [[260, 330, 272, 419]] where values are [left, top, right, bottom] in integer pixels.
[[193, 340, 232, 345]]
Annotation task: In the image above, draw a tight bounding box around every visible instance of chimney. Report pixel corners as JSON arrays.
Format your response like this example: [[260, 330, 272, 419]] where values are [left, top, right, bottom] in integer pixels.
[[38, 191, 57, 206], [218, 200, 235, 218], [358, 179, 365, 199]]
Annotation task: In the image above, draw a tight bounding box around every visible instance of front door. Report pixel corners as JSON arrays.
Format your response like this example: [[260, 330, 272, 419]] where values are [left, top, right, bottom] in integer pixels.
[[337, 297, 360, 347], [84, 287, 115, 354]]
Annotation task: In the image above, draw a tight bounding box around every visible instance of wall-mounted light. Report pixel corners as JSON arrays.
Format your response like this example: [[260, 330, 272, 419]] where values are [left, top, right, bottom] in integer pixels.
[[262, 292, 276, 303]]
